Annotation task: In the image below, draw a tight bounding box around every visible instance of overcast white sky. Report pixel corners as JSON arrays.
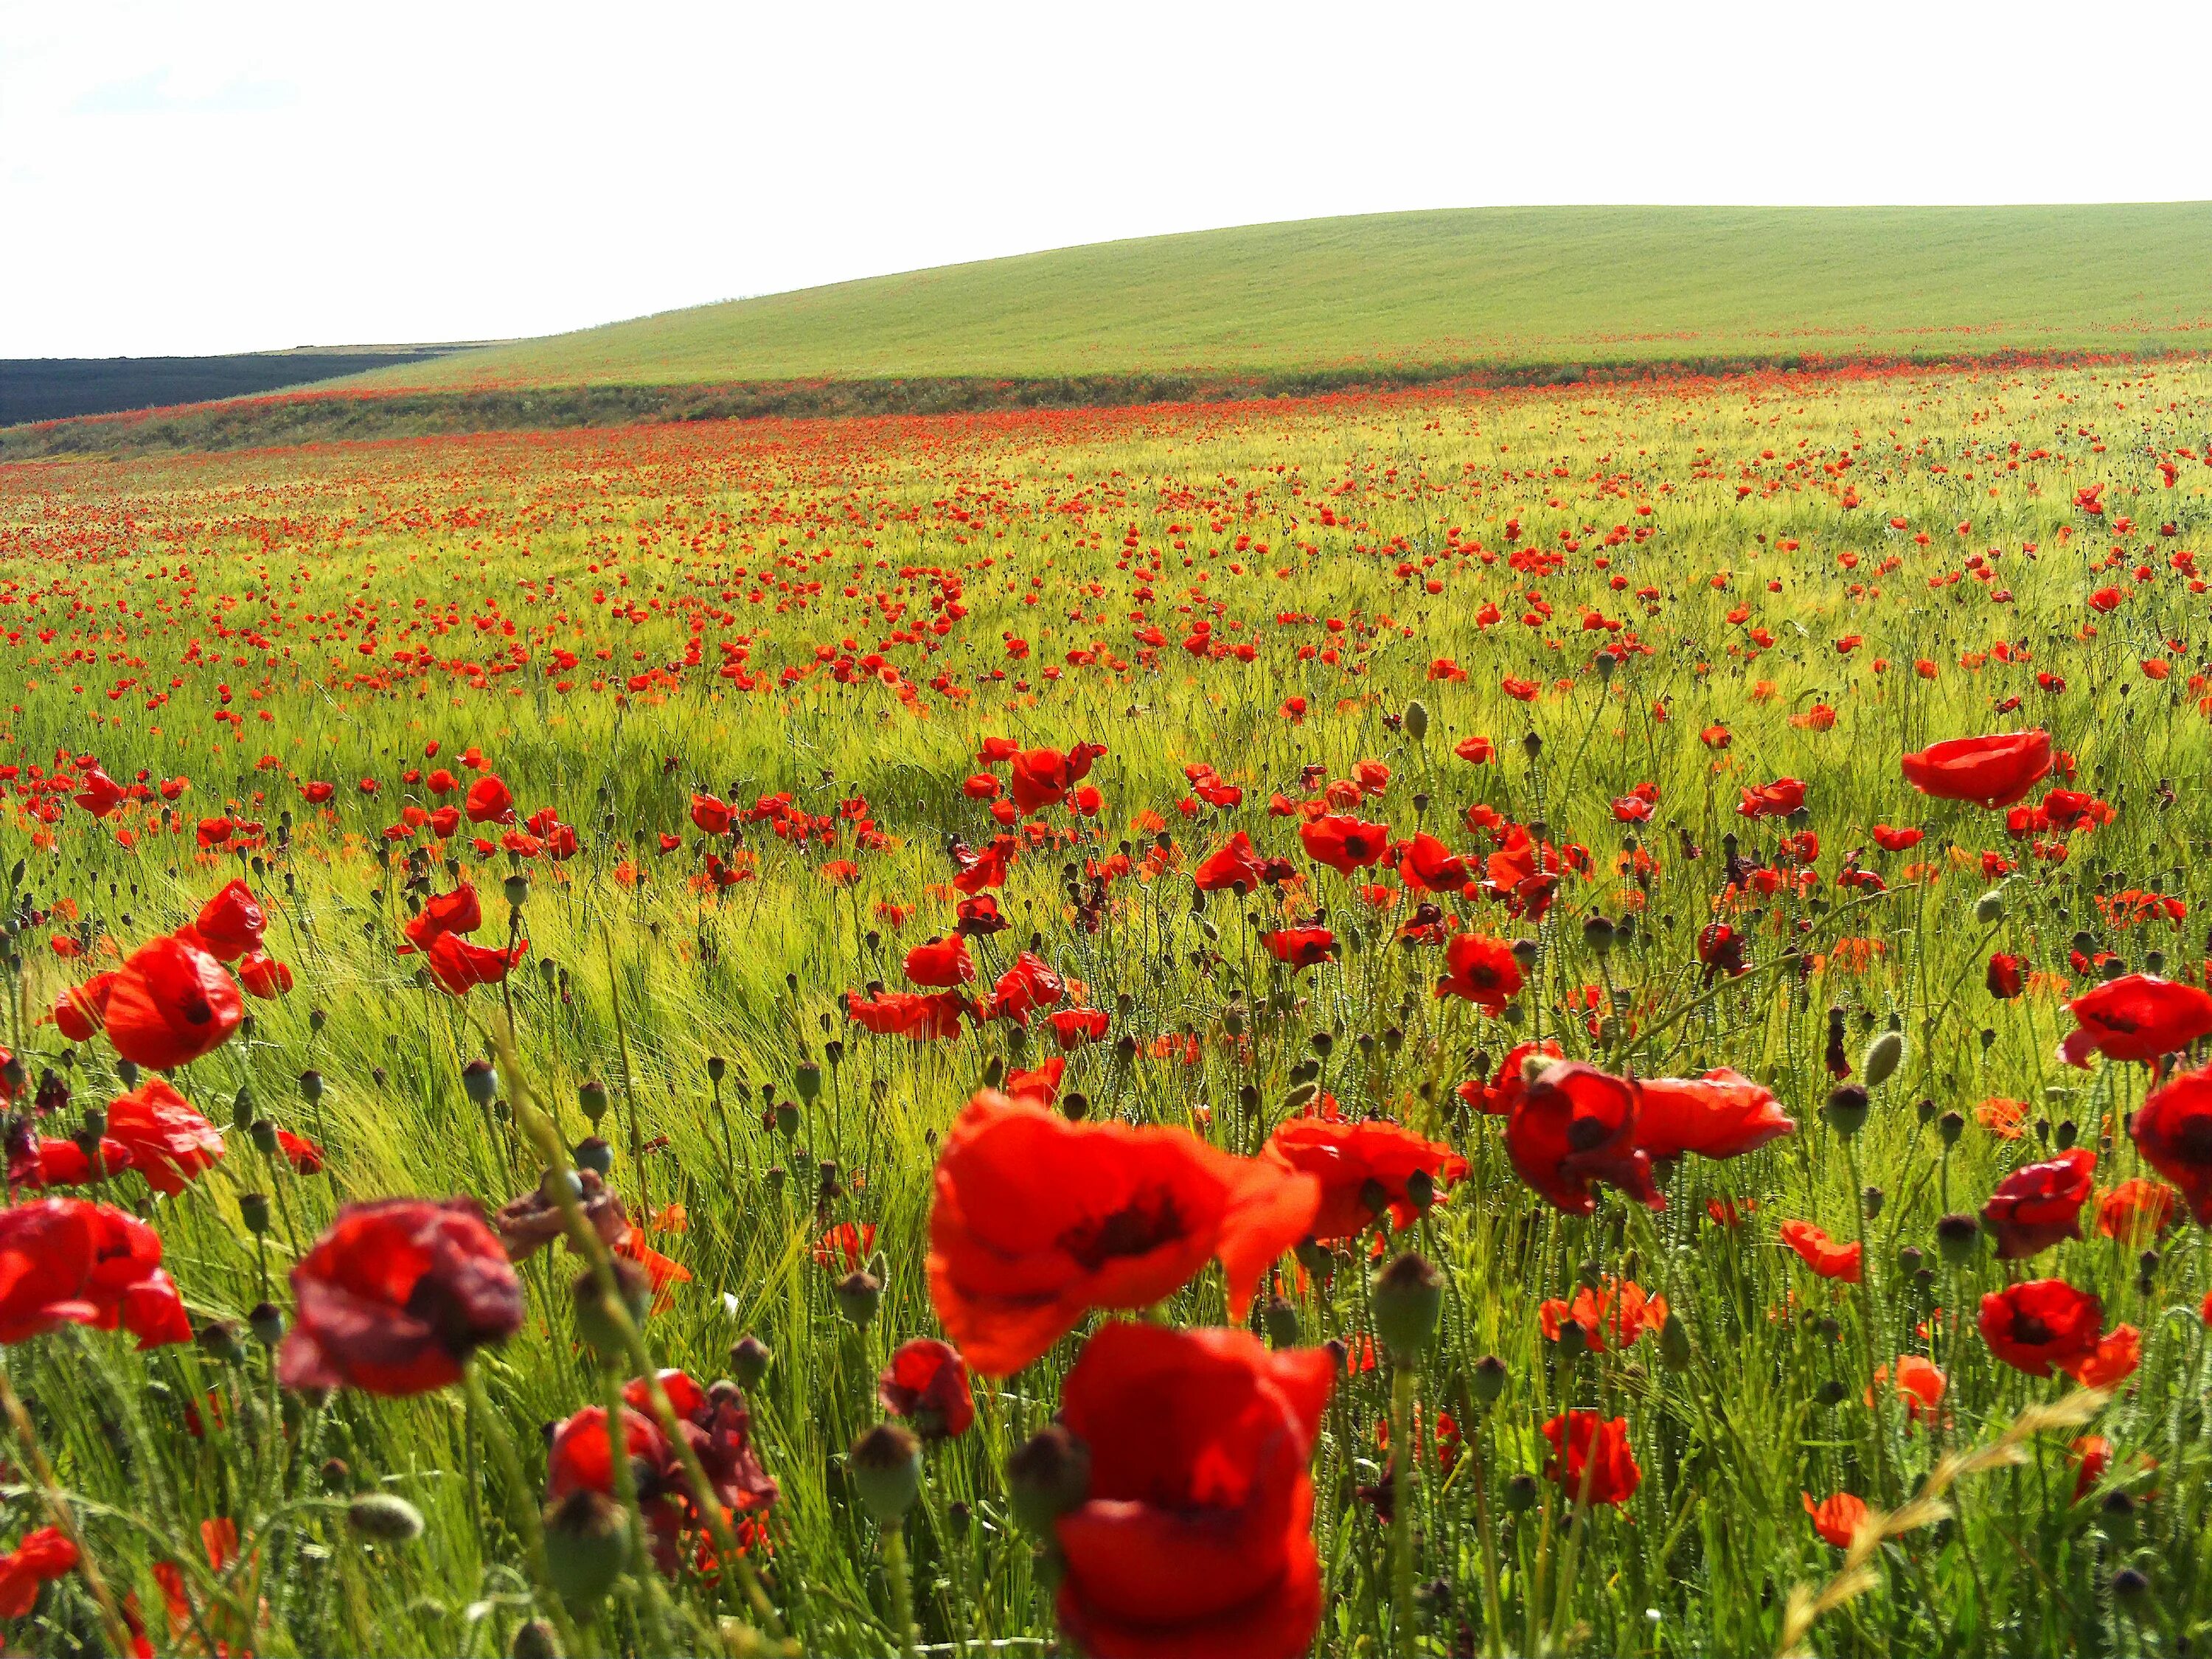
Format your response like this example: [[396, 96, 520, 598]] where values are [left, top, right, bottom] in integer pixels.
[[4, 0, 2207, 358]]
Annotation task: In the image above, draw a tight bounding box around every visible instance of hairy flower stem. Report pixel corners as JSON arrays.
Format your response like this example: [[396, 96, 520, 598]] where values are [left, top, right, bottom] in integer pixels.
[[1390, 1363, 1416, 1659]]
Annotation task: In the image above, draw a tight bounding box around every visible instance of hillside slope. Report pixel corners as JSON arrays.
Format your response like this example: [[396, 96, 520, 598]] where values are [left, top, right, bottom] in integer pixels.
[[359, 204, 2212, 389]]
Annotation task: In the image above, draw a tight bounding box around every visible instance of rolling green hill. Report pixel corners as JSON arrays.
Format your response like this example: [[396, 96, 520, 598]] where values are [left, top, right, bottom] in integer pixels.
[[363, 204, 2212, 390]]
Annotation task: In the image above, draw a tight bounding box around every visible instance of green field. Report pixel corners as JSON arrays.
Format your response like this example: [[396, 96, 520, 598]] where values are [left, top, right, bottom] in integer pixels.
[[356, 204, 2212, 390]]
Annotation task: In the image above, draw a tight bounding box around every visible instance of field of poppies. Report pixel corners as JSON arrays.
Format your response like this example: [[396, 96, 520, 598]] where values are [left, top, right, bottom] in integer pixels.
[[2, 353, 2212, 1658]]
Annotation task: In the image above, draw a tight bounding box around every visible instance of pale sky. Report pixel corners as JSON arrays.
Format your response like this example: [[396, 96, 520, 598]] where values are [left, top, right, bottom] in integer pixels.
[[4, 0, 2208, 358]]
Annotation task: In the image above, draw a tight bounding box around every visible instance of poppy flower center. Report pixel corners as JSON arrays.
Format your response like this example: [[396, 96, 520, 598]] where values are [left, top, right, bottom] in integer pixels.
[[181, 993, 212, 1026], [2174, 1118, 2212, 1162], [1058, 1187, 1186, 1270], [2011, 1312, 2053, 1346], [1566, 1115, 1613, 1152]]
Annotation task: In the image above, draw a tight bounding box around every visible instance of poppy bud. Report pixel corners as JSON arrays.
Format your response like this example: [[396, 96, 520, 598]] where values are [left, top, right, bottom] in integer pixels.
[[80, 1105, 107, 1138], [577, 1079, 608, 1127], [1860, 1031, 1905, 1089], [1863, 1185, 1884, 1220], [1821, 1084, 1869, 1137], [1975, 889, 2006, 925], [347, 1492, 426, 1545], [1815, 1379, 1848, 1406], [1511, 937, 1541, 970], [240, 1192, 271, 1236], [199, 1321, 246, 1363], [1503, 1472, 1539, 1513], [775, 1101, 801, 1138], [1594, 650, 1618, 680], [1582, 915, 1616, 955], [1522, 732, 1543, 761], [232, 1087, 257, 1130], [1006, 1424, 1091, 1535], [116, 1059, 140, 1088], [729, 1334, 773, 1388], [574, 1136, 613, 1176], [1223, 1004, 1245, 1037], [1556, 1320, 1588, 1359], [2111, 1567, 2151, 1614], [1935, 1213, 1979, 1265], [1658, 1311, 1692, 1372], [571, 1261, 649, 1360], [1404, 1167, 1436, 1217], [1937, 1110, 1964, 1147], [795, 1062, 822, 1102], [1470, 1354, 1509, 1403], [1062, 1091, 1091, 1121], [1371, 1251, 1442, 1363], [1404, 699, 1430, 741], [847, 1423, 922, 1524], [321, 1457, 352, 1492], [1295, 1238, 1335, 1285], [833, 1270, 882, 1327], [511, 1618, 562, 1659], [706, 1055, 727, 1085], [250, 1119, 279, 1155], [542, 1490, 630, 1602], [1264, 1296, 1301, 1349], [462, 1058, 498, 1107], [248, 1300, 285, 1347]]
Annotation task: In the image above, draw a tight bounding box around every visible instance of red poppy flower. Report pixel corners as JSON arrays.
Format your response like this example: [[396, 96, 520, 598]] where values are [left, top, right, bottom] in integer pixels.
[[1779, 1220, 1863, 1281], [1900, 731, 2053, 810], [2132, 1062, 2212, 1222], [275, 1127, 325, 1175], [2096, 1178, 2177, 1242], [1454, 735, 1496, 765], [463, 773, 515, 824], [105, 934, 243, 1069], [1978, 1279, 2103, 1377], [1298, 814, 1391, 876], [1986, 953, 2026, 1000], [1006, 1056, 1067, 1105], [105, 1078, 226, 1196], [1263, 1118, 1469, 1240], [987, 951, 1065, 1022], [2059, 974, 2212, 1068], [403, 883, 483, 953], [1635, 1068, 1795, 1161], [1980, 1147, 2096, 1259], [878, 1338, 975, 1438], [72, 768, 123, 818], [0, 1525, 79, 1619], [814, 1221, 878, 1270], [1054, 1323, 1332, 1659], [425, 932, 528, 996], [927, 1090, 1319, 1375], [6, 1131, 136, 1188], [1803, 1492, 1869, 1548], [1193, 831, 1293, 894], [846, 989, 971, 1040], [1047, 1006, 1110, 1050], [689, 793, 734, 834], [1506, 1062, 1662, 1215], [1540, 1411, 1641, 1506], [0, 1197, 189, 1349], [1432, 933, 1523, 1014], [301, 780, 335, 804], [52, 972, 116, 1043], [1737, 778, 1806, 819], [1455, 1039, 1562, 1118], [231, 947, 292, 1001], [902, 934, 974, 988], [277, 1198, 525, 1395], [1392, 832, 1470, 893], [1262, 928, 1337, 969], [1871, 824, 1924, 852], [190, 880, 266, 963]]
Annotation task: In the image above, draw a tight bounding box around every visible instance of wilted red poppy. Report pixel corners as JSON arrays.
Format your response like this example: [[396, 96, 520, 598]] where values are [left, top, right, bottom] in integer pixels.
[[1635, 1069, 1795, 1161], [1899, 730, 2052, 810], [927, 1091, 1319, 1375], [1432, 933, 1523, 1014], [1540, 1411, 1641, 1506], [1262, 1118, 1468, 1240], [1980, 1148, 2096, 1258], [0, 1197, 190, 1349], [2131, 1062, 2212, 1222], [878, 1338, 975, 1438], [277, 1198, 525, 1395], [1506, 1062, 1661, 1215], [1054, 1323, 1332, 1659], [1737, 778, 1806, 819], [105, 1078, 226, 1196], [2059, 974, 2212, 1068], [1803, 1492, 1869, 1548], [1298, 814, 1391, 875], [464, 773, 515, 824], [1978, 1279, 2103, 1377], [1779, 1220, 1862, 1281], [105, 934, 243, 1069]]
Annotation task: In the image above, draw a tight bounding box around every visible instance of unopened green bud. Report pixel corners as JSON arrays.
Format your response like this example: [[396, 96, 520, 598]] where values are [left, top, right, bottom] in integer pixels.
[[1371, 1251, 1442, 1363]]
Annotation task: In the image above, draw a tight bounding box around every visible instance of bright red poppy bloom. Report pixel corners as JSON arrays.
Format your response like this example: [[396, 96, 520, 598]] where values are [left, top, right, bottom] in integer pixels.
[[987, 951, 1065, 1022], [277, 1198, 525, 1395], [1635, 1068, 1795, 1161], [1392, 832, 1470, 893], [190, 880, 267, 962], [1054, 1323, 1332, 1659], [1803, 1492, 1869, 1548], [1779, 1220, 1863, 1281], [2132, 1062, 2212, 1222], [1900, 730, 2053, 810], [1262, 928, 1337, 969], [51, 972, 116, 1043], [2096, 1178, 2178, 1242], [1987, 953, 2026, 1000], [237, 952, 293, 998], [5, 1131, 136, 1188], [1432, 933, 1523, 1014], [1871, 824, 1924, 852], [1505, 1062, 1662, 1215], [425, 932, 528, 996], [104, 934, 243, 1069], [1193, 831, 1293, 894], [1262, 1118, 1469, 1240], [927, 1091, 1319, 1375], [72, 768, 123, 818], [1298, 814, 1392, 876], [403, 883, 483, 953], [1455, 1039, 1563, 1118], [1540, 1411, 1641, 1506], [689, 793, 734, 834], [105, 1078, 226, 1197], [846, 988, 971, 1040], [463, 773, 515, 824], [2059, 974, 2212, 1068], [1737, 778, 1806, 819], [903, 934, 975, 987], [0, 1197, 190, 1349], [878, 1338, 975, 1438], [1980, 1148, 2096, 1259], [0, 1527, 79, 1619], [1978, 1279, 2104, 1377], [1047, 1006, 1111, 1050]]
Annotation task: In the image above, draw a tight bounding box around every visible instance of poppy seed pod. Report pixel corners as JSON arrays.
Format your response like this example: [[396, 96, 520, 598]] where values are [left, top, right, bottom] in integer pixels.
[[848, 1422, 922, 1524], [346, 1492, 425, 1545], [248, 1300, 285, 1347], [574, 1136, 613, 1177], [577, 1079, 608, 1127], [240, 1192, 271, 1236], [1822, 1084, 1869, 1137], [1470, 1354, 1509, 1403], [729, 1334, 773, 1388], [833, 1269, 882, 1327], [248, 1119, 279, 1155], [1371, 1251, 1443, 1363], [511, 1618, 561, 1659], [571, 1260, 649, 1361], [462, 1058, 498, 1107], [542, 1489, 630, 1603], [1264, 1295, 1301, 1348], [1860, 1031, 1905, 1089], [1935, 1212, 1980, 1265], [1006, 1423, 1091, 1535], [1503, 1472, 1539, 1513]]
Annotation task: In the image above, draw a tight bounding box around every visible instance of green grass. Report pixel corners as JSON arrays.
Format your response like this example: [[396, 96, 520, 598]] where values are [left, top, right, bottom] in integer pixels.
[[357, 204, 2212, 389]]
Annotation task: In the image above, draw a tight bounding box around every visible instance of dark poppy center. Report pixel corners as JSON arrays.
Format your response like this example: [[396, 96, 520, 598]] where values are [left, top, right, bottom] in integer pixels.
[[181, 993, 212, 1026], [1059, 1187, 1185, 1270], [2174, 1118, 2212, 1163], [2012, 1312, 2052, 1346], [1566, 1115, 1613, 1152], [405, 1268, 490, 1358]]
